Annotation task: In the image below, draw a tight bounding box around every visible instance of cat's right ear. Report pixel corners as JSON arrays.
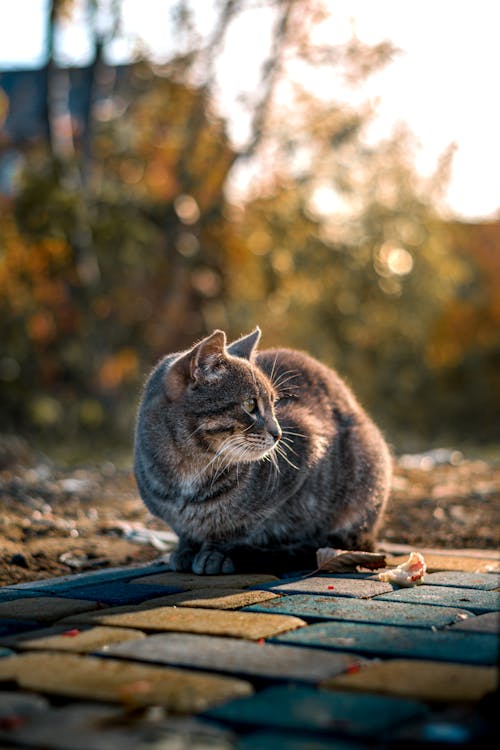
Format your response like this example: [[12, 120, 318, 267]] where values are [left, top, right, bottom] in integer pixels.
[[227, 327, 261, 361], [166, 330, 227, 398]]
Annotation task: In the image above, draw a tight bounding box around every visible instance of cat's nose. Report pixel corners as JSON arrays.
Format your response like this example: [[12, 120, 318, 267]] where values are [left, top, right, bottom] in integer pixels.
[[268, 422, 282, 443]]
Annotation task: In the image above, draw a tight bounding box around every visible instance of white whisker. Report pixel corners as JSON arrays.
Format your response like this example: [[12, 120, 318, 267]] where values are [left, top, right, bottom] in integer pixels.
[[275, 444, 300, 470], [184, 424, 205, 441], [280, 438, 299, 457], [272, 369, 300, 390], [282, 429, 307, 439], [275, 375, 301, 390], [269, 352, 279, 386]]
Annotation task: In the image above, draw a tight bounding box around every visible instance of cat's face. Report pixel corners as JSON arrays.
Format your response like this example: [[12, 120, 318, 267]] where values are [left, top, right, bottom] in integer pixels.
[[166, 329, 282, 468]]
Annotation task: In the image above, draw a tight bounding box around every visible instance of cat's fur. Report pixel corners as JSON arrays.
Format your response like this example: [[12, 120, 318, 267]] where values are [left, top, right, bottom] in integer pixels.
[[134, 328, 391, 574]]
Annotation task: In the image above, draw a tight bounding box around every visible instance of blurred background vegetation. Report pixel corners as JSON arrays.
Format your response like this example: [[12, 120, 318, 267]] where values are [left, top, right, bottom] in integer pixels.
[[1, 0, 499, 459]]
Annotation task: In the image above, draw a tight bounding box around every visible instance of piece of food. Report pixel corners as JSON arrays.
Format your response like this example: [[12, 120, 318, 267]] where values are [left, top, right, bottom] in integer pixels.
[[378, 551, 426, 587], [316, 547, 387, 572]]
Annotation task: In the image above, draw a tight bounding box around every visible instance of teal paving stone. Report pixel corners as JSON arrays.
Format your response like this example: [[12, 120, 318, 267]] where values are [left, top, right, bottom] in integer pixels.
[[204, 684, 426, 738], [273, 621, 499, 665], [101, 632, 361, 683], [236, 731, 368, 750], [448, 611, 499, 634], [244, 594, 473, 629], [388, 713, 495, 748], [252, 576, 394, 599], [39, 581, 183, 606], [423, 571, 500, 590], [374, 585, 500, 614], [0, 562, 172, 593], [0, 620, 43, 637], [0, 647, 14, 657]]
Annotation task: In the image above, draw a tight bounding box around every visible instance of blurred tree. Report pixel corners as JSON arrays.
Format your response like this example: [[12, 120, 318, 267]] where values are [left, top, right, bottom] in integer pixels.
[[224, 101, 488, 439], [1, 0, 497, 446], [0, 0, 396, 440]]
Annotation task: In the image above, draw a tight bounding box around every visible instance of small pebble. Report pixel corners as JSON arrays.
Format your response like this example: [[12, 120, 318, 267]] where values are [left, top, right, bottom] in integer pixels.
[[10, 553, 29, 568]]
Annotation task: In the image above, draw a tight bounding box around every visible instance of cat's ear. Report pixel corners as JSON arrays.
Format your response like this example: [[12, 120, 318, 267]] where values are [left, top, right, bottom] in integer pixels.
[[227, 327, 261, 361], [190, 330, 227, 378], [166, 330, 227, 398]]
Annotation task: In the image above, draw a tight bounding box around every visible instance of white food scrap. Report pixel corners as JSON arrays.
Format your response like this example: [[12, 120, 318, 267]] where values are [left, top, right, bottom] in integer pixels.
[[378, 551, 427, 587]]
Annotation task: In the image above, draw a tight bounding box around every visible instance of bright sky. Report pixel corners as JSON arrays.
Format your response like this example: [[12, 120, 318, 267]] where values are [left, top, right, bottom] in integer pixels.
[[0, 0, 499, 220]]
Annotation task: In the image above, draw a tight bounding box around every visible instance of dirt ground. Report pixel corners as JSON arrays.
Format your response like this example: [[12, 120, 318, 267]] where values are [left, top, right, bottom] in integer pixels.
[[1, 437, 499, 587]]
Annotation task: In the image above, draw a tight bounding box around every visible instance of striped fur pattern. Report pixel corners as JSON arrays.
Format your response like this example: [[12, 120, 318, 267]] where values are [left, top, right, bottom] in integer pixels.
[[134, 328, 391, 574]]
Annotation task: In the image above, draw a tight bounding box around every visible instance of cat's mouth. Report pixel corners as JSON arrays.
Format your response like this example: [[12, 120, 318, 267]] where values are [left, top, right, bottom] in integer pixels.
[[214, 433, 278, 465], [221, 435, 276, 464]]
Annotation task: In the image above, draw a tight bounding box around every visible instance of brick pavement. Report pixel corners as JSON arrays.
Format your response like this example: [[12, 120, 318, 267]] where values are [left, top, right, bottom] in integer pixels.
[[0, 547, 498, 749]]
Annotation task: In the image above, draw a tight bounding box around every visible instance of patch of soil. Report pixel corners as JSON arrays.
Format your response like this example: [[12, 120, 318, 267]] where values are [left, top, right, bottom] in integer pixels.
[[0, 440, 498, 586]]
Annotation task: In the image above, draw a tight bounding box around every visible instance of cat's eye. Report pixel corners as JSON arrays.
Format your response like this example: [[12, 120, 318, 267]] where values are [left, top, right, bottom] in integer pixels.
[[242, 397, 258, 414]]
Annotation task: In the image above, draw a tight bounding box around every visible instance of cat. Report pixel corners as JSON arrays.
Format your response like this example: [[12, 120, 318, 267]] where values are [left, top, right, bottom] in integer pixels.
[[134, 327, 392, 574]]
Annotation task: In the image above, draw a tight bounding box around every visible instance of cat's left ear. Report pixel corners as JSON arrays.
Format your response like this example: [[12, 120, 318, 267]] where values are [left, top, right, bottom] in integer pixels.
[[190, 330, 227, 379], [166, 330, 227, 398], [227, 327, 261, 361]]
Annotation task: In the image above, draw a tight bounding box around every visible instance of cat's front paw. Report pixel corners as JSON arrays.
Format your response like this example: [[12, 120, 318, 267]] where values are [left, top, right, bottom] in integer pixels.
[[192, 547, 235, 575], [170, 544, 197, 572]]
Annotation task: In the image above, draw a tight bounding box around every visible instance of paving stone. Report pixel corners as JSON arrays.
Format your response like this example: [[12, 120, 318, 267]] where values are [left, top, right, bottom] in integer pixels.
[[0, 704, 235, 750], [42, 581, 184, 606], [58, 597, 210, 625], [0, 619, 42, 637], [0, 562, 172, 591], [324, 659, 498, 703], [159, 588, 281, 610], [244, 594, 473, 628], [204, 684, 426, 737], [388, 714, 490, 748], [423, 571, 500, 590], [0, 689, 49, 718], [0, 647, 14, 657], [448, 611, 499, 634], [2, 625, 146, 653], [236, 731, 366, 750], [102, 632, 361, 683], [0, 703, 136, 750], [0, 589, 48, 601], [0, 651, 253, 710], [58, 590, 282, 627], [254, 576, 394, 598], [0, 596, 100, 622], [274, 621, 499, 665], [130, 571, 278, 589], [374, 585, 500, 614], [85, 605, 306, 640]]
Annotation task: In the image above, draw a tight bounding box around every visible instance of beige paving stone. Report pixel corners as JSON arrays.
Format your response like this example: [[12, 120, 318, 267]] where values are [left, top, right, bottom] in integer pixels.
[[130, 572, 278, 589], [11, 626, 146, 653], [0, 596, 100, 622], [64, 589, 281, 617], [0, 652, 253, 711], [170, 588, 281, 610], [88, 605, 306, 639], [385, 554, 499, 574], [324, 659, 498, 703], [59, 591, 282, 626]]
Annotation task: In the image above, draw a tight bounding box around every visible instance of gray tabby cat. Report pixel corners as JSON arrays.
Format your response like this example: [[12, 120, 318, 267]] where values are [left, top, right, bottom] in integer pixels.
[[134, 328, 391, 574]]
